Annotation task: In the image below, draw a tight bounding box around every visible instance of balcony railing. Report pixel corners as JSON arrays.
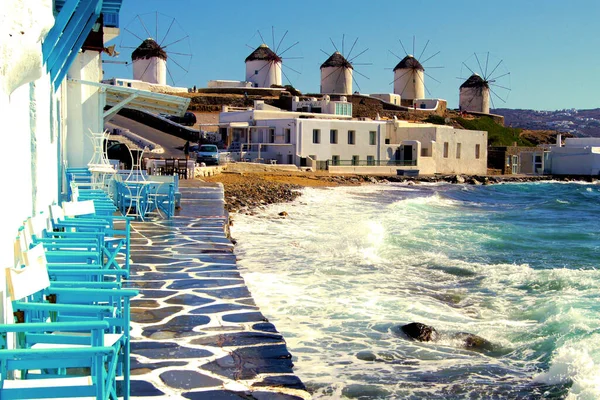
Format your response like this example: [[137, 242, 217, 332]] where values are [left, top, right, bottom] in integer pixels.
[[328, 159, 417, 167]]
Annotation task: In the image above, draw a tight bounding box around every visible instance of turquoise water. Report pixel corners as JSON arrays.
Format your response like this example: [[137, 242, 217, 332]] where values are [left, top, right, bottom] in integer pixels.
[[232, 182, 600, 399]]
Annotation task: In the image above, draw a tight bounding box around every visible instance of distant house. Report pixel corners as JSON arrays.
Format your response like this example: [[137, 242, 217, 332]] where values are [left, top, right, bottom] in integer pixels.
[[219, 100, 487, 175], [488, 146, 546, 175], [548, 137, 600, 175]]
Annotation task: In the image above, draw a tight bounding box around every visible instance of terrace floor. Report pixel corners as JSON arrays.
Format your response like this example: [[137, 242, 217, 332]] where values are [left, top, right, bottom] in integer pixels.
[[126, 180, 309, 399]]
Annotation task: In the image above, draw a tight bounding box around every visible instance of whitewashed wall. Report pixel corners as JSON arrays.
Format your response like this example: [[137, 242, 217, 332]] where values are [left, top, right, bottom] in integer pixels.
[[393, 69, 424, 101], [320, 66, 352, 94], [246, 60, 282, 88], [550, 147, 600, 175], [459, 86, 490, 114], [133, 57, 167, 85]]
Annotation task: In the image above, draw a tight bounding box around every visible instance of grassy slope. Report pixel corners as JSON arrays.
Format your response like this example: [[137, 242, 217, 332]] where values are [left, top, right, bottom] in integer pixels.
[[454, 116, 533, 147]]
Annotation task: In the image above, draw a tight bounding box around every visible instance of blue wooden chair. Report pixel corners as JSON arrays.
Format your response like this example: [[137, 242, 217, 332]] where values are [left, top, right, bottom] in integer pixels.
[[0, 320, 116, 400]]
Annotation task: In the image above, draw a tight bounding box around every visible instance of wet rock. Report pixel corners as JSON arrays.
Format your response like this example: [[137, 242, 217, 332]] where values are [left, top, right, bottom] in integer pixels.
[[454, 175, 465, 184], [356, 350, 377, 361], [397, 322, 439, 342], [221, 312, 268, 323], [278, 211, 288, 217], [191, 331, 284, 347], [453, 332, 496, 352], [252, 375, 306, 390], [159, 370, 223, 389]]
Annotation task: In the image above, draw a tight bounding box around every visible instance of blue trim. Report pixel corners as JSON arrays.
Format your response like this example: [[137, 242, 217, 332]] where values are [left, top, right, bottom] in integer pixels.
[[53, 12, 99, 87], [42, 0, 79, 64]]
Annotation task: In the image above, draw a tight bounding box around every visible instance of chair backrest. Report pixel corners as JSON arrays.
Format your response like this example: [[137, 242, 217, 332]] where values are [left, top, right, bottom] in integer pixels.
[[6, 243, 51, 301], [62, 200, 96, 218]]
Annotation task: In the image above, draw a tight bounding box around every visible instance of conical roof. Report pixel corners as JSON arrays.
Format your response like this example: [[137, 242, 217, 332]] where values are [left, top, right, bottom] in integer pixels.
[[460, 73, 489, 89], [393, 55, 424, 71], [132, 38, 167, 61], [245, 44, 282, 63], [320, 51, 353, 69]]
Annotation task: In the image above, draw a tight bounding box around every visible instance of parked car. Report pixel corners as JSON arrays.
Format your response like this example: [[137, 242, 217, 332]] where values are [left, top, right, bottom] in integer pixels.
[[165, 112, 196, 126], [196, 144, 219, 166], [106, 143, 143, 169]]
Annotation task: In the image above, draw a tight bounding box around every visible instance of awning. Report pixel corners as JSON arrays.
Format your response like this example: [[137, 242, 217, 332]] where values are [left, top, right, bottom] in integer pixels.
[[69, 79, 191, 120]]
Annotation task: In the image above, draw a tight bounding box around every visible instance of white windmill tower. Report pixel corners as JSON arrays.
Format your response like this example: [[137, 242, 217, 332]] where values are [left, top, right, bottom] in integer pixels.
[[245, 43, 282, 88], [320, 51, 353, 94], [132, 38, 167, 85], [389, 37, 442, 104], [320, 35, 369, 95], [459, 74, 490, 114], [458, 52, 511, 114]]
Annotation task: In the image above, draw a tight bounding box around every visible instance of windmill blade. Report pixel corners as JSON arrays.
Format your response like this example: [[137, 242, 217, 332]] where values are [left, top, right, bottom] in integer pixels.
[[489, 90, 497, 110], [330, 38, 340, 53], [334, 66, 343, 87], [281, 67, 295, 86], [137, 14, 153, 39], [416, 72, 431, 97], [138, 56, 153, 80], [389, 68, 411, 85], [462, 62, 477, 76], [353, 68, 370, 80], [320, 49, 330, 57], [170, 56, 189, 73], [346, 37, 359, 60], [282, 64, 301, 75], [417, 39, 430, 62], [352, 63, 372, 66], [262, 62, 273, 88], [474, 53, 485, 76], [489, 83, 511, 91], [119, 46, 139, 50], [424, 71, 441, 84], [282, 57, 303, 60], [166, 64, 176, 86], [257, 29, 266, 45], [348, 48, 368, 62], [245, 44, 255, 50], [278, 41, 299, 57], [352, 74, 361, 92], [399, 70, 413, 95], [276, 30, 288, 53], [488, 71, 510, 82], [155, 11, 158, 42], [420, 50, 440, 65], [246, 61, 271, 81], [125, 28, 145, 43], [388, 49, 402, 60], [342, 33, 345, 56], [398, 39, 409, 56], [486, 59, 504, 81], [322, 66, 342, 82], [490, 87, 507, 103], [484, 52, 490, 78], [272, 26, 275, 50], [412, 35, 415, 56], [162, 35, 189, 50], [159, 17, 175, 46], [168, 51, 192, 56]]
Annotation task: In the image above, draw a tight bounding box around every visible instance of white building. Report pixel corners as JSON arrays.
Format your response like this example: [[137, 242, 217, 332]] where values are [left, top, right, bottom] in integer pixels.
[[320, 52, 353, 95], [0, 0, 188, 321], [459, 74, 490, 114], [548, 137, 600, 175], [393, 55, 425, 102], [245, 44, 282, 88], [219, 101, 487, 175]]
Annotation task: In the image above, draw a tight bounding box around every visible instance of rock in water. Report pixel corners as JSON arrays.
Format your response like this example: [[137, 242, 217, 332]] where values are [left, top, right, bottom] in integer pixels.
[[278, 211, 288, 217], [452, 332, 495, 352], [398, 322, 439, 342]]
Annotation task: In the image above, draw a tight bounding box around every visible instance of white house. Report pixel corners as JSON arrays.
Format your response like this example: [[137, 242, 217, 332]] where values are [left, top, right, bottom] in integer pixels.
[[0, 0, 188, 322], [548, 137, 600, 175], [219, 100, 487, 175]]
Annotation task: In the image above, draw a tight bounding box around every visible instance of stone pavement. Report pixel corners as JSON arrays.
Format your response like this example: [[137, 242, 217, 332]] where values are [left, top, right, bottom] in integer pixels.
[[125, 180, 310, 399]]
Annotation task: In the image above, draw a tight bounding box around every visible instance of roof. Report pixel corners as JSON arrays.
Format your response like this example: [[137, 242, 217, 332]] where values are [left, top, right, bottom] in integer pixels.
[[70, 79, 191, 118], [320, 51, 353, 69], [132, 39, 168, 61], [245, 44, 282, 63], [393, 55, 424, 71], [460, 74, 489, 89]]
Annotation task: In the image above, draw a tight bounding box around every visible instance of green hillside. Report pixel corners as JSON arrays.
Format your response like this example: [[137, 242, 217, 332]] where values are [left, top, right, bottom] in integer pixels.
[[454, 116, 533, 147]]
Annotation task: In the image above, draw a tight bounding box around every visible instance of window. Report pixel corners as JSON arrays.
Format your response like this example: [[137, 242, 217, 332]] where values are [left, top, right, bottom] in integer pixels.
[[475, 144, 480, 159], [284, 128, 291, 144], [456, 143, 461, 159], [443, 142, 449, 158], [331, 155, 340, 165], [255, 70, 259, 75], [313, 129, 320, 144], [287, 154, 294, 164], [506, 156, 511, 166], [352, 155, 360, 166], [367, 155, 375, 166], [348, 130, 355, 145], [369, 131, 376, 145], [330, 129, 338, 144], [269, 128, 275, 143], [385, 138, 390, 144]]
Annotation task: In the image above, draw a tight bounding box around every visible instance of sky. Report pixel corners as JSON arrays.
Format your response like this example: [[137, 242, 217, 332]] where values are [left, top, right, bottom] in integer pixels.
[[102, 0, 600, 111]]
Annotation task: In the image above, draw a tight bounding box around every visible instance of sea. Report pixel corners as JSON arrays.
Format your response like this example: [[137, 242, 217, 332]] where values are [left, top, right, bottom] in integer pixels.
[[231, 181, 600, 399]]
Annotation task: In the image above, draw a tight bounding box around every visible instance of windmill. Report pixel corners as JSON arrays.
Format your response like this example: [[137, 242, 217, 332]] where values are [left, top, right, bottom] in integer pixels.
[[388, 36, 442, 103], [458, 52, 511, 114], [244, 27, 302, 88], [116, 12, 192, 87], [320, 35, 370, 95]]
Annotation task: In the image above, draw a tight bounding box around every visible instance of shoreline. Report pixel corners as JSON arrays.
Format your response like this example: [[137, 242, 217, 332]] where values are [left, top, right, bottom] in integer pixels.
[[201, 171, 598, 214]]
